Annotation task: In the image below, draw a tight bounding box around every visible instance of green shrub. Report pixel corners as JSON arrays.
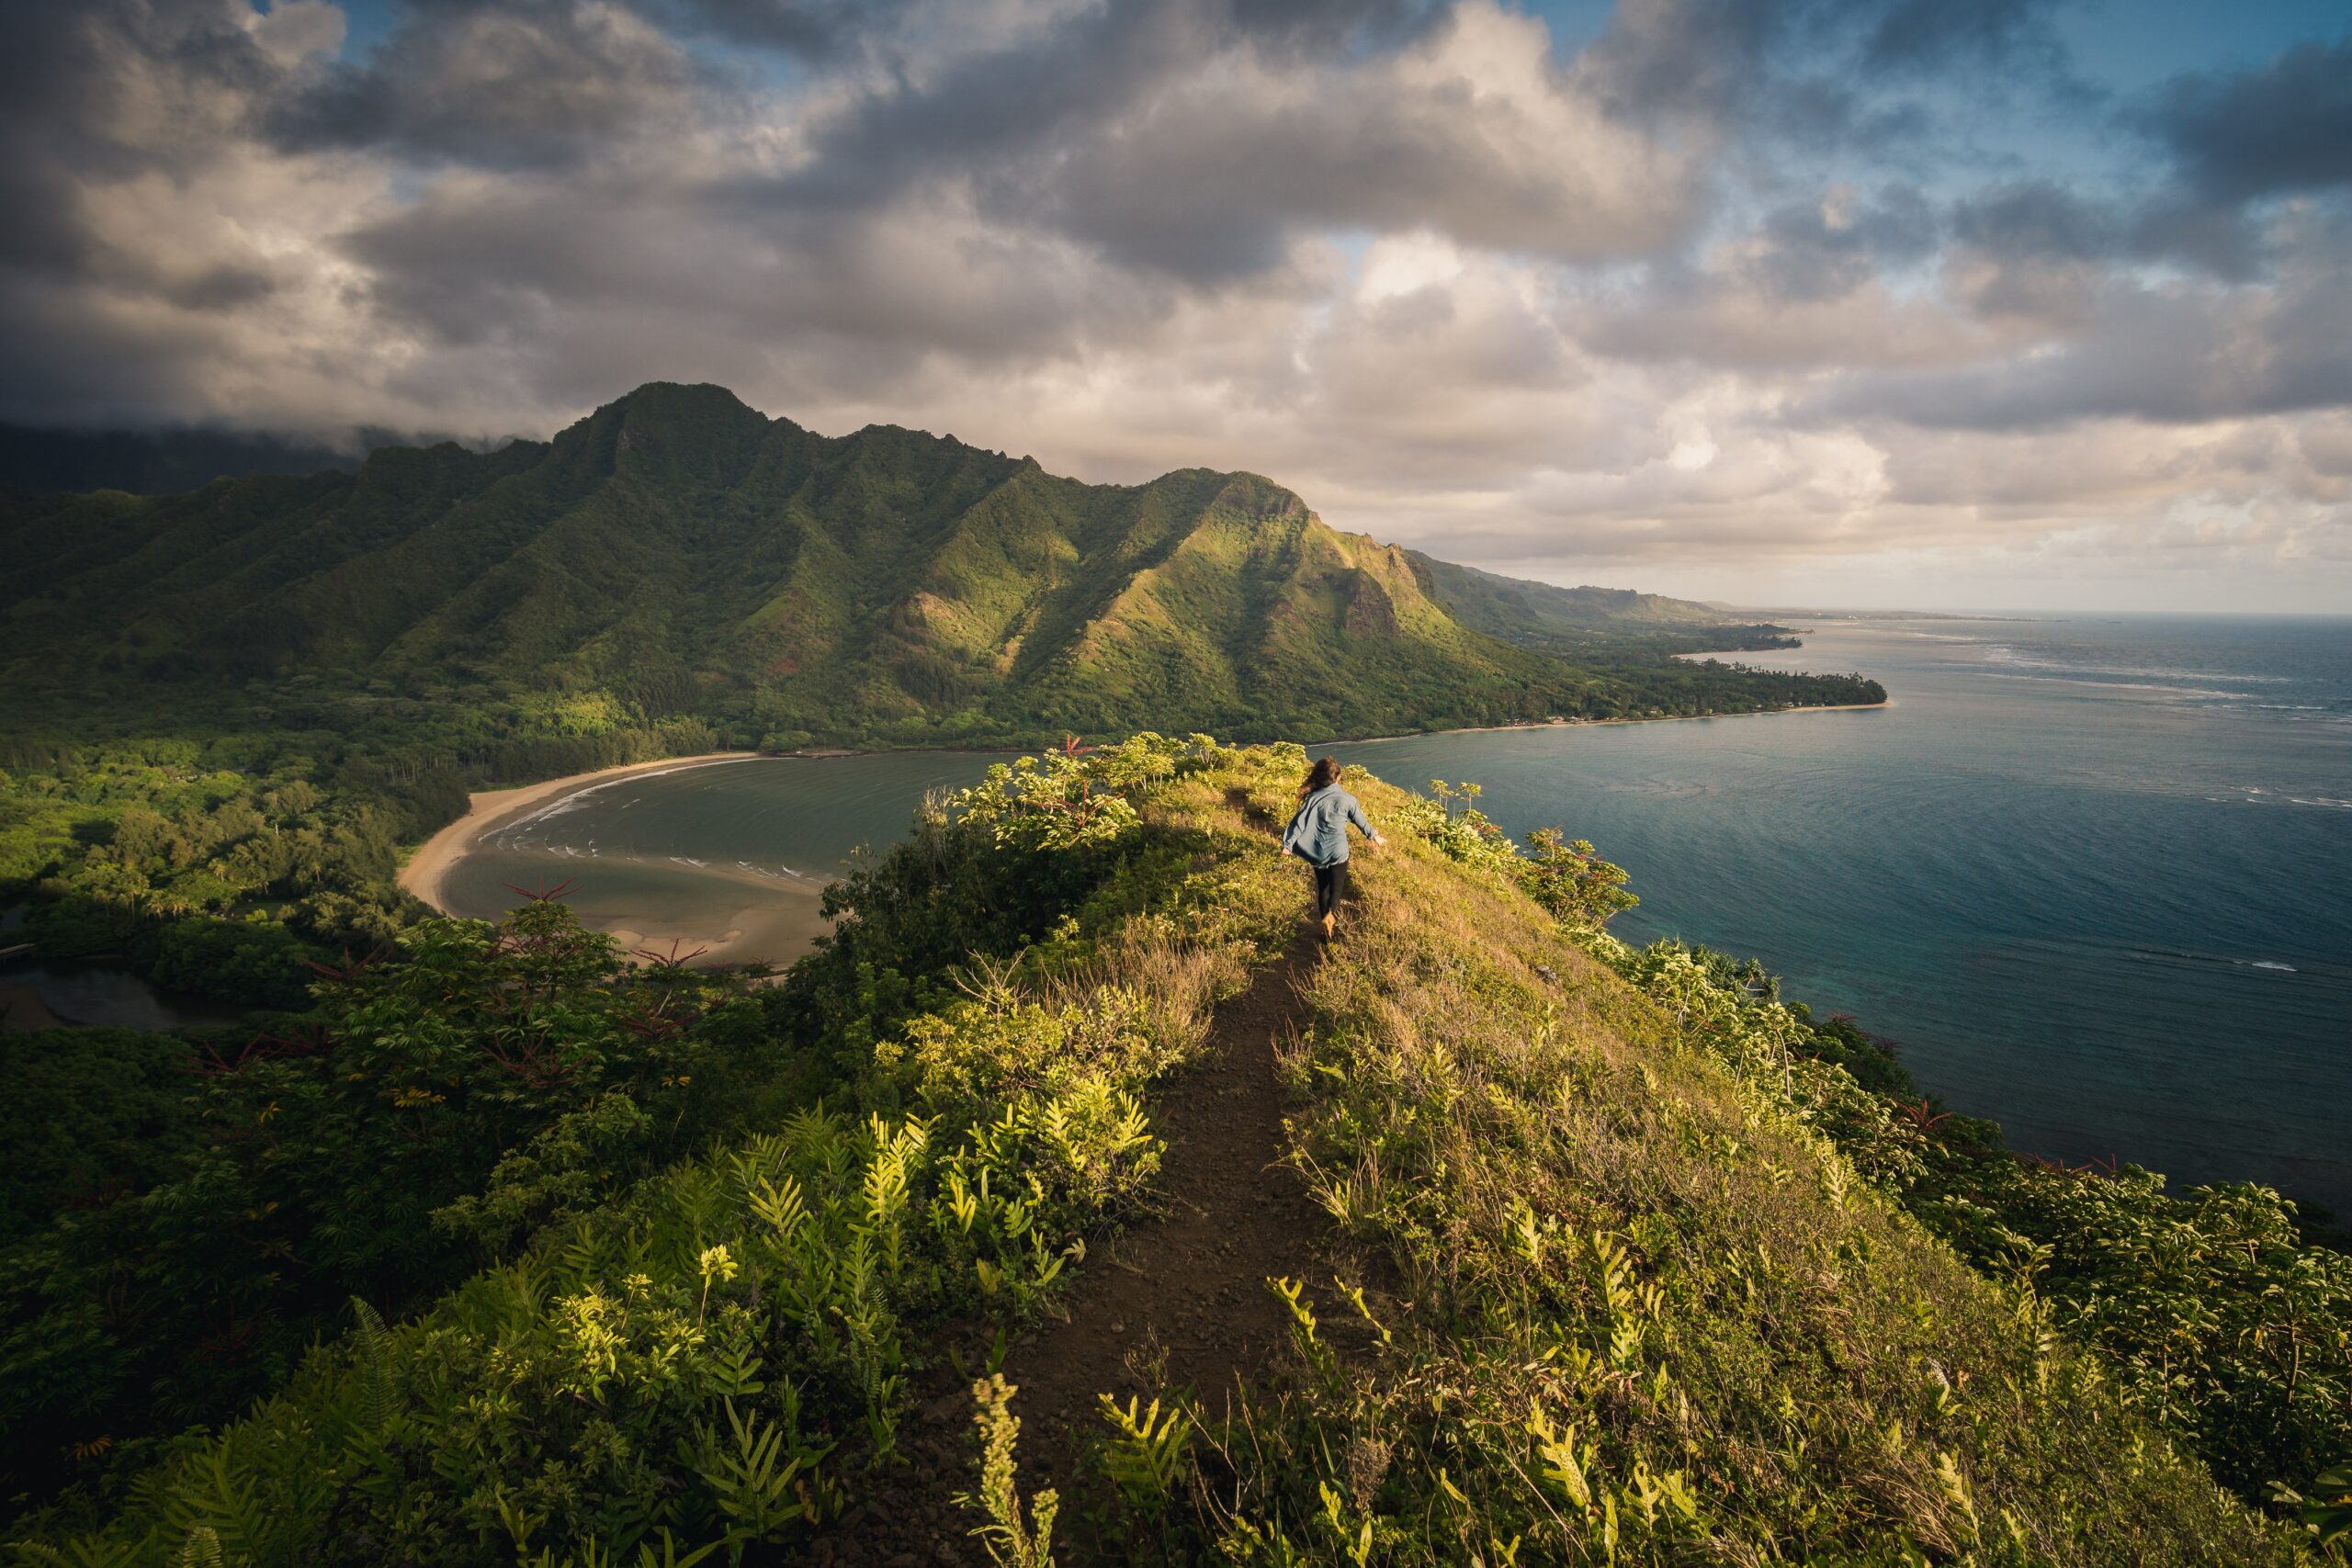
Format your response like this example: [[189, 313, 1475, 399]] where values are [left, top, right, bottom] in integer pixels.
[[0, 901, 774, 1503], [149, 918, 315, 1008], [12, 745, 2329, 1568], [4, 739, 1293, 1564]]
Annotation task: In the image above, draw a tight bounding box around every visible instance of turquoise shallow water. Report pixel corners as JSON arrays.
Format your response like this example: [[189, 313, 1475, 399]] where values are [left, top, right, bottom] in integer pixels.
[[440, 615, 2351, 1213]]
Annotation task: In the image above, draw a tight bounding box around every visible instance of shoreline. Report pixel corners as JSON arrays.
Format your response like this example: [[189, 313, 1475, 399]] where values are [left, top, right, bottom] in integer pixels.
[[397, 747, 1017, 966], [601, 878, 830, 969], [397, 751, 767, 913], [1317, 698, 1890, 749], [398, 698, 1889, 958]]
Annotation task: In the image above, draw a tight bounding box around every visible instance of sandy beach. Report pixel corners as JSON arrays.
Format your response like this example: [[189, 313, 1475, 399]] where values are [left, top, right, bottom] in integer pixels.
[[597, 868, 831, 968], [397, 752, 796, 958]]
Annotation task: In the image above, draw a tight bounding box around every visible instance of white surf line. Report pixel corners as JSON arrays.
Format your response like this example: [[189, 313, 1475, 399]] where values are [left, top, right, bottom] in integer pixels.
[[476, 756, 770, 849]]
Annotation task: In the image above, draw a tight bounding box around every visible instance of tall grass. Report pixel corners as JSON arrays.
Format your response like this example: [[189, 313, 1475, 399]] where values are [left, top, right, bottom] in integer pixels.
[[1153, 763, 2305, 1565]]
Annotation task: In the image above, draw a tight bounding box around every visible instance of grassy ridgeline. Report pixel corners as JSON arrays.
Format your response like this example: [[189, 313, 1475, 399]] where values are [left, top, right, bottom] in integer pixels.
[[1222, 765, 2308, 1562], [6, 741, 2329, 1565]]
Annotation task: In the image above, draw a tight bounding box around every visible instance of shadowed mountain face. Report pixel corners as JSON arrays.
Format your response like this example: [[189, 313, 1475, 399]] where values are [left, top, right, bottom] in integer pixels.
[[0, 423, 363, 497], [0, 383, 1873, 747]]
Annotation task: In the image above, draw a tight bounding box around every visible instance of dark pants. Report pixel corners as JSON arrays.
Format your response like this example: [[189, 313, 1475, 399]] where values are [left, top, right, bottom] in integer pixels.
[[1313, 858, 1349, 919]]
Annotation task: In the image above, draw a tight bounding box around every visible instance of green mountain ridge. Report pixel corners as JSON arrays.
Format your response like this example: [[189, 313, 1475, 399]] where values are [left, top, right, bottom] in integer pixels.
[[0, 382, 1879, 750], [1403, 551, 1798, 650]]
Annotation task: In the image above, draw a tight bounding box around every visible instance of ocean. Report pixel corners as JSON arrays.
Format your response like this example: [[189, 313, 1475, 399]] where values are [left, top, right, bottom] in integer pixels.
[[437, 614, 2352, 1215], [1333, 615, 2352, 1215]]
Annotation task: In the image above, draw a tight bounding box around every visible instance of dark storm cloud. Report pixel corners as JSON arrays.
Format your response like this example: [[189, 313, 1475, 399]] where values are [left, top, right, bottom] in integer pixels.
[[2141, 35, 2352, 205], [0, 0, 274, 278], [267, 0, 703, 168], [1859, 0, 2073, 76], [777, 0, 1450, 204], [767, 0, 1454, 211], [337, 170, 1127, 388], [1750, 186, 1937, 300], [0, 0, 310, 429], [762, 0, 1703, 284], [1950, 36, 2352, 282], [0, 162, 93, 278], [1032, 75, 1694, 280], [655, 0, 903, 58], [1573, 0, 1786, 135], [775, 2, 1190, 209], [1949, 130, 2336, 286], [673, 0, 1442, 62], [1583, 0, 2078, 131], [1939, 179, 2264, 288], [1750, 74, 1931, 155], [1951, 182, 2120, 264]]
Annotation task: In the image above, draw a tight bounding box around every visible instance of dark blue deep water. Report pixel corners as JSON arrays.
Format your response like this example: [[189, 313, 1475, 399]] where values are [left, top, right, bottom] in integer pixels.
[[1336, 615, 2352, 1215]]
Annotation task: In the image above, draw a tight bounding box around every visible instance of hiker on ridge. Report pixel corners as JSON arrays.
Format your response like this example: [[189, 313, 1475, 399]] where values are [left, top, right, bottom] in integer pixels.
[[1282, 756, 1383, 939]]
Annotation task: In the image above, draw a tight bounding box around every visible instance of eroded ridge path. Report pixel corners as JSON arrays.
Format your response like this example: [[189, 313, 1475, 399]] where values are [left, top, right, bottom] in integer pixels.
[[1006, 927, 1331, 1476], [806, 927, 1333, 1568]]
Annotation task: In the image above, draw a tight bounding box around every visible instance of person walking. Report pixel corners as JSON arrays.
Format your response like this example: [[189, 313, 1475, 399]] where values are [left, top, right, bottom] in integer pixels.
[[1281, 756, 1383, 938]]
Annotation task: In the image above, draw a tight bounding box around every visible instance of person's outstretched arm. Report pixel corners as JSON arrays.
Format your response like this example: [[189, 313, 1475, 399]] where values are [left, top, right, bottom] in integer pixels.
[[1347, 795, 1384, 852]]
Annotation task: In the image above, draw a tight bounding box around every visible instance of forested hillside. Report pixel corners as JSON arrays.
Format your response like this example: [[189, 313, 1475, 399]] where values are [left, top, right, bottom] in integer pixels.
[[0, 381, 1876, 751], [4, 739, 2341, 1564], [1405, 551, 1800, 656]]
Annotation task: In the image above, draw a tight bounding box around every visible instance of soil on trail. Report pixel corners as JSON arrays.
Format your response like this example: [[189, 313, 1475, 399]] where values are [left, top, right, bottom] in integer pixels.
[[802, 924, 1336, 1568], [1005, 926, 1332, 1475]]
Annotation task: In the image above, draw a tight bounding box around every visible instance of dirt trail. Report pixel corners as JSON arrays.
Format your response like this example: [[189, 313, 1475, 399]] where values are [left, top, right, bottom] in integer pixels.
[[1005, 927, 1330, 1474], [805, 926, 1333, 1567]]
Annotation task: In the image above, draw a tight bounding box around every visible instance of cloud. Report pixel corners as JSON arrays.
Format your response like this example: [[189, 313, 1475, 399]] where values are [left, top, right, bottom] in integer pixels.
[[0, 0, 390, 427], [0, 0, 2345, 607], [268, 0, 705, 167], [757, 0, 1704, 283], [2140, 35, 2352, 205], [1973, 34, 2352, 281], [657, 0, 908, 58], [1807, 230, 2352, 431], [1859, 0, 2074, 78], [1950, 182, 2120, 265]]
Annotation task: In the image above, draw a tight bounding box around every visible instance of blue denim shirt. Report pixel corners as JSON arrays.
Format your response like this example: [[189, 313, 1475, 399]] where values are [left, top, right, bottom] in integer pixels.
[[1281, 785, 1378, 868]]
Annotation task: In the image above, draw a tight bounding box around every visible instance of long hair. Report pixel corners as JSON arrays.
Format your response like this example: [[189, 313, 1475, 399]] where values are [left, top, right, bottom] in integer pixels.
[[1297, 756, 1340, 802]]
